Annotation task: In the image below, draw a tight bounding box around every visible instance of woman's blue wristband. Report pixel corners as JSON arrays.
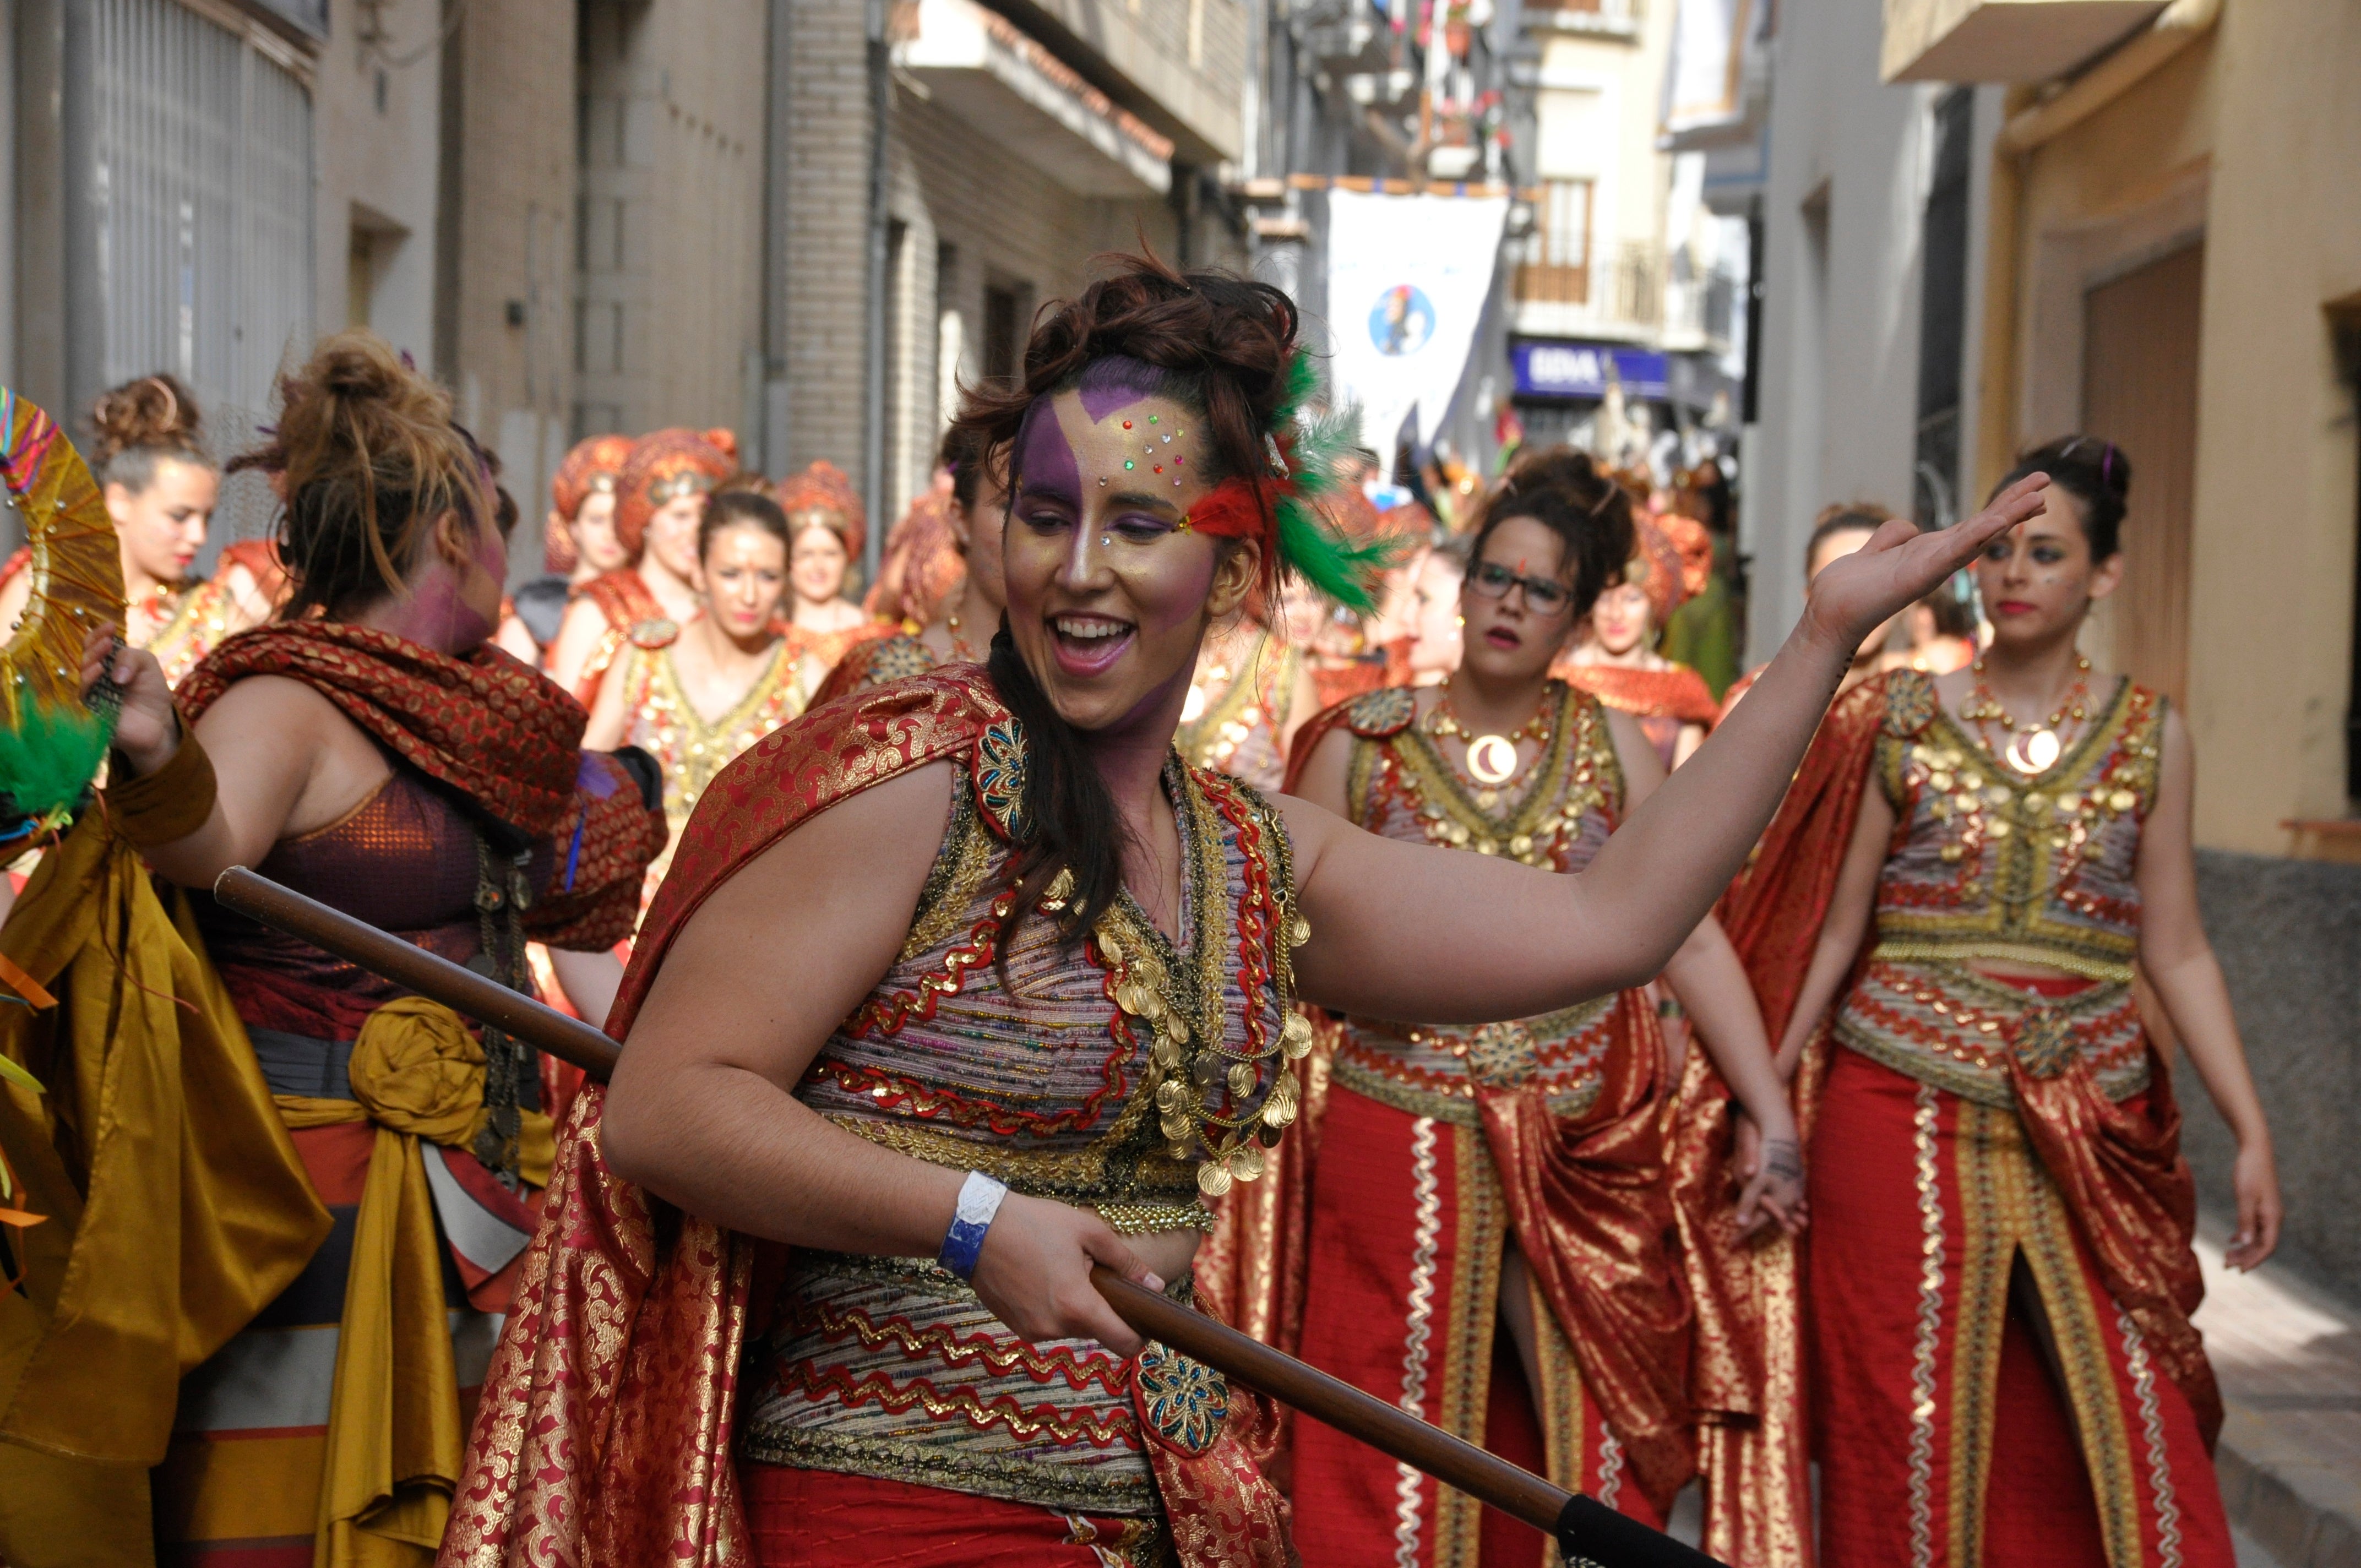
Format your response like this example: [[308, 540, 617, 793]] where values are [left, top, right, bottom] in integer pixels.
[[938, 1170, 1008, 1282]]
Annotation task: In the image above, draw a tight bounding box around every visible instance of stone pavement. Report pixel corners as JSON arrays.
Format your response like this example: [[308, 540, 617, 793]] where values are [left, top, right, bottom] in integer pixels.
[[2196, 1223, 2361, 1568]]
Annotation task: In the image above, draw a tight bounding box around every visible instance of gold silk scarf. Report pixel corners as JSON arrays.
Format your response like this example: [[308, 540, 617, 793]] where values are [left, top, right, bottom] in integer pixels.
[[0, 814, 327, 1568], [277, 997, 552, 1568]]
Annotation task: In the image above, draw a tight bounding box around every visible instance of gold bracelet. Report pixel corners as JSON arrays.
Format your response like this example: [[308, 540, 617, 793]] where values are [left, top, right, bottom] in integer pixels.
[[105, 716, 218, 847], [1094, 1200, 1218, 1237]]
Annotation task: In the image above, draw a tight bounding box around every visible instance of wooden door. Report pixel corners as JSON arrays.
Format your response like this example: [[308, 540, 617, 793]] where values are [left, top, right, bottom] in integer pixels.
[[2082, 242, 2204, 710]]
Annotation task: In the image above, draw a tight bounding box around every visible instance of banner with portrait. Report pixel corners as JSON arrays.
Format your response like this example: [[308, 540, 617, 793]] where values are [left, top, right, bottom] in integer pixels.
[[1325, 189, 1510, 457]]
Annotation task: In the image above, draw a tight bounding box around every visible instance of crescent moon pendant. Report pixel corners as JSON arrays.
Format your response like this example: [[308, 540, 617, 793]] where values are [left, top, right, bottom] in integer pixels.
[[1465, 734, 1521, 786], [2005, 727, 2061, 775]]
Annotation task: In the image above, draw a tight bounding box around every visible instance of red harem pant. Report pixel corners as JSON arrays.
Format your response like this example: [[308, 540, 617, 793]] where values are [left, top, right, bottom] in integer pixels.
[[1807, 1047, 2233, 1568], [742, 1462, 1162, 1566], [1291, 1086, 1661, 1568]]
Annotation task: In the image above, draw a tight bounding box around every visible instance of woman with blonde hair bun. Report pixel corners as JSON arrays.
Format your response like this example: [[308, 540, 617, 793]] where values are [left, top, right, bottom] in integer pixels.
[[80, 329, 665, 1564], [0, 374, 264, 684]]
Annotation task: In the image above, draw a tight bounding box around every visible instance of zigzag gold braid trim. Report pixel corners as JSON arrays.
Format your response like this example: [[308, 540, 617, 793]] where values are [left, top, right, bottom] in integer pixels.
[[2115, 1306, 2185, 1568], [738, 1425, 1158, 1516], [792, 1297, 1134, 1394], [772, 1355, 1137, 1446], [1870, 939, 2134, 985], [1907, 1084, 1945, 1568], [1094, 1200, 1216, 1235], [1393, 1115, 1443, 1568]]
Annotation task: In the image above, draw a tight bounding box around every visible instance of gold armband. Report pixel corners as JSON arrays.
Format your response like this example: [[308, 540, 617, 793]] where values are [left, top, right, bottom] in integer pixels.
[[105, 718, 219, 847]]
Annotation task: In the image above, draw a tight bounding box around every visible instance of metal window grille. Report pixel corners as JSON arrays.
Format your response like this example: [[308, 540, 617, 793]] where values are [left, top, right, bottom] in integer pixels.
[[85, 0, 314, 554]]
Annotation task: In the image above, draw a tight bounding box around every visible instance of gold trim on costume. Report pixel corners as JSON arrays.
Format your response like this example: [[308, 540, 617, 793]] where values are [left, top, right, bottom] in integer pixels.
[[1393, 1114, 1443, 1568], [1908, 1083, 1945, 1568]]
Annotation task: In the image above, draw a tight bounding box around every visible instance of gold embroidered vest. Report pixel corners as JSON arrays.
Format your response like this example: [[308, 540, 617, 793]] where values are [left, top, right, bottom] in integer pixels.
[[740, 739, 1308, 1515], [1834, 671, 2164, 1107], [1327, 682, 1625, 1124]]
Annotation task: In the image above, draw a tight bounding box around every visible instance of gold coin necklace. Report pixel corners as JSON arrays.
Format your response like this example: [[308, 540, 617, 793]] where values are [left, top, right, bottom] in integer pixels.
[[1961, 655, 2090, 775], [1426, 683, 1551, 787]]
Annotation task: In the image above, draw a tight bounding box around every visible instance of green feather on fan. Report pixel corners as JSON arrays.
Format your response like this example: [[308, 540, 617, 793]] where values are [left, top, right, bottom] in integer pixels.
[[0, 389, 127, 846]]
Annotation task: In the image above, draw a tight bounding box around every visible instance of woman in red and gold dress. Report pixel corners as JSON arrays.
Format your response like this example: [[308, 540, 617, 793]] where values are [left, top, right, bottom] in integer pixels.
[[86, 333, 661, 1564], [1267, 447, 1803, 1566], [775, 459, 888, 679], [544, 427, 736, 703], [1725, 437, 2281, 1568], [586, 488, 806, 904], [1555, 514, 1719, 769], [436, 255, 2038, 1568], [0, 374, 263, 685], [815, 428, 1011, 699]]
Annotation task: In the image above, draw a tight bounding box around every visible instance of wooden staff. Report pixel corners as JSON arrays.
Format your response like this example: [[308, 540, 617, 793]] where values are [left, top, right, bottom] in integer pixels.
[[211, 866, 1723, 1568]]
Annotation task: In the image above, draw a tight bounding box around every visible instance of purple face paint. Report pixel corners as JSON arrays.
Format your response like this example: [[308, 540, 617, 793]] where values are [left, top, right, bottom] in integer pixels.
[[1015, 395, 1082, 503], [1075, 356, 1173, 423]]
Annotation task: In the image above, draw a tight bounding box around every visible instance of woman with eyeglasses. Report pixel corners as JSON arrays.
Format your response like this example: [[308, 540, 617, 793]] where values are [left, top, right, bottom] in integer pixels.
[[1261, 447, 1805, 1564]]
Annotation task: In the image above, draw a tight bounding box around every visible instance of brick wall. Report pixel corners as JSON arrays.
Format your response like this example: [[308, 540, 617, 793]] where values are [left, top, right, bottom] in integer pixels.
[[579, 0, 768, 445]]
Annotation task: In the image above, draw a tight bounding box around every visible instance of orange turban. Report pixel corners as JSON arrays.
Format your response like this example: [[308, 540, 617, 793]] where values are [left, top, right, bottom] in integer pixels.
[[1625, 514, 1713, 625], [616, 428, 736, 555], [551, 434, 634, 522], [776, 460, 867, 561]]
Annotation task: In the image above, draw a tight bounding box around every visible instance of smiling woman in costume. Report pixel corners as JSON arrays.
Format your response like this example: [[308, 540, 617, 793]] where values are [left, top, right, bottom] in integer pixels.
[[0, 374, 263, 685], [1723, 436, 2280, 1568], [1272, 445, 1801, 1565], [437, 255, 2043, 1568]]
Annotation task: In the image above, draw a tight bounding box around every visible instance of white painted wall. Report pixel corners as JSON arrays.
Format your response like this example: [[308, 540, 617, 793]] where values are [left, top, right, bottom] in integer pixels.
[[1740, 0, 1966, 664]]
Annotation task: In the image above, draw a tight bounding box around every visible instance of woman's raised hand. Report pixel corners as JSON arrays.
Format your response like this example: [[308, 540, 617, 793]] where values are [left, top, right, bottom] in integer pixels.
[[968, 1191, 1165, 1356], [79, 624, 177, 775], [1799, 472, 2050, 661]]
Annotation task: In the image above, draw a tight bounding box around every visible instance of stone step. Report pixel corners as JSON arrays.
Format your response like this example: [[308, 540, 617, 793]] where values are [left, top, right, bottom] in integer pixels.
[[2195, 1228, 2361, 1568]]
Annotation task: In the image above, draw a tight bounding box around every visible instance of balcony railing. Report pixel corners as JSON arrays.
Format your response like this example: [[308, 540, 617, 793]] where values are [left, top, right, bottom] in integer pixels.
[[1510, 240, 1666, 338]]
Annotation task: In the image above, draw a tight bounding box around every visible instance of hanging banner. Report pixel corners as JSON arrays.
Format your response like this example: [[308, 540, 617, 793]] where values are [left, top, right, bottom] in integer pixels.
[[1325, 188, 1509, 455]]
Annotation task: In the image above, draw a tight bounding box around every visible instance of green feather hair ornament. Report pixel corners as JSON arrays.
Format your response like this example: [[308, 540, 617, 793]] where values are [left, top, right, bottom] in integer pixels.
[[0, 390, 127, 854], [1183, 351, 1403, 615]]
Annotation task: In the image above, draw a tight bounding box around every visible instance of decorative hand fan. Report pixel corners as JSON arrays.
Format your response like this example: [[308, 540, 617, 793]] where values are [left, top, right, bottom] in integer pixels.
[[0, 389, 126, 850]]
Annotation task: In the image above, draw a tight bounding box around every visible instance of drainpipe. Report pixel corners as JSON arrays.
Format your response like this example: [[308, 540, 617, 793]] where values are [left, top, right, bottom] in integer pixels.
[[1998, 0, 2223, 155], [861, 0, 891, 587]]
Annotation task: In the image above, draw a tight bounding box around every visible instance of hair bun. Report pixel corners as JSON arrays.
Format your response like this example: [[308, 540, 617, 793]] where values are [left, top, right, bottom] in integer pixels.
[[89, 373, 207, 470]]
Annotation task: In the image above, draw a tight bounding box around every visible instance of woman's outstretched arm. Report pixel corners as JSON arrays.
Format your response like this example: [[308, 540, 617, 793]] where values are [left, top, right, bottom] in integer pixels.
[[1287, 476, 2051, 1026]]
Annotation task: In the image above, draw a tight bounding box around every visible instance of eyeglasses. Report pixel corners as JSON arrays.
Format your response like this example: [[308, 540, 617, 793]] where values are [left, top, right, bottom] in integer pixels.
[[1466, 559, 1572, 614]]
